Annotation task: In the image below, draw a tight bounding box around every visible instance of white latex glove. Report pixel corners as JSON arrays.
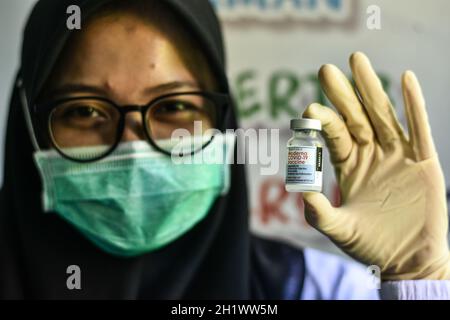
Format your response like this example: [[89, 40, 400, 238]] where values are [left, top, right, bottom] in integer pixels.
[[302, 52, 450, 281]]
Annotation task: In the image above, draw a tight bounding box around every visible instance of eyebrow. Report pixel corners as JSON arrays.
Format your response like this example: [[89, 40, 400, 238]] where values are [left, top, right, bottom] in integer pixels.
[[46, 81, 200, 98]]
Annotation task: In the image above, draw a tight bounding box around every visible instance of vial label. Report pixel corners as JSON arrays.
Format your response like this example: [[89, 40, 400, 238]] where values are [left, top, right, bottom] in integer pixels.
[[286, 146, 323, 186]]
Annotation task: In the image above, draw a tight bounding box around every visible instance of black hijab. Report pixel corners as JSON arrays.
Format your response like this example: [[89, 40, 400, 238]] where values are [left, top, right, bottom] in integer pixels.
[[0, 0, 251, 299]]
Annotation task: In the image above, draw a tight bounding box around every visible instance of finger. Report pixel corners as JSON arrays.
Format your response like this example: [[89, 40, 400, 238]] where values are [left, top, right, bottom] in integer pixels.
[[319, 64, 374, 145], [350, 52, 406, 147], [402, 71, 436, 161], [302, 192, 341, 239], [303, 103, 353, 163]]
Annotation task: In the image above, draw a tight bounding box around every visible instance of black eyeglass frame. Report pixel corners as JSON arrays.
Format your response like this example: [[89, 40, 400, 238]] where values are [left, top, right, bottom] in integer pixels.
[[33, 91, 230, 163]]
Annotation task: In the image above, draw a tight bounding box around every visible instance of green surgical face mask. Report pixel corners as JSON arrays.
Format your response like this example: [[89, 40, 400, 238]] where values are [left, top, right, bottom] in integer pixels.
[[33, 135, 232, 257]]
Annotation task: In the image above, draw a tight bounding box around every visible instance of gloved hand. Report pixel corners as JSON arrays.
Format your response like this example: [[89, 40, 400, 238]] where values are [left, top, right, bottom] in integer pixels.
[[302, 52, 450, 281]]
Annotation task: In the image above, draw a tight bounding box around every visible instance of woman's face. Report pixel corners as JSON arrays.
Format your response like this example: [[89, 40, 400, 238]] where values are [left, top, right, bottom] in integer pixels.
[[41, 8, 217, 158]]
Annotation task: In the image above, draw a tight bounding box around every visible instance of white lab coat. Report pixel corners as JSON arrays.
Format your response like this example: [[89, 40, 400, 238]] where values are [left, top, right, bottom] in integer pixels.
[[301, 248, 450, 300]]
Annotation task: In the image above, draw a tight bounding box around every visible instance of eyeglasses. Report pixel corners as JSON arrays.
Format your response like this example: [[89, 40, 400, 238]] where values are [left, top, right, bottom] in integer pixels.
[[33, 91, 230, 162]]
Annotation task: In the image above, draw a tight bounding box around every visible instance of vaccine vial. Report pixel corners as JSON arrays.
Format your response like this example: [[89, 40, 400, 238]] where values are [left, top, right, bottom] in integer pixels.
[[285, 118, 323, 192]]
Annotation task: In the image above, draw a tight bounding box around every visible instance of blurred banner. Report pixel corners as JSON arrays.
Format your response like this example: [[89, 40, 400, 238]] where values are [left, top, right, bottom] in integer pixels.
[[213, 0, 450, 255], [0, 0, 449, 256]]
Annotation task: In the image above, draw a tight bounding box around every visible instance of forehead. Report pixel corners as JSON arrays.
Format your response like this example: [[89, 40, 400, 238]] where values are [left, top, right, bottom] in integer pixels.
[[41, 8, 215, 102], [57, 13, 195, 83]]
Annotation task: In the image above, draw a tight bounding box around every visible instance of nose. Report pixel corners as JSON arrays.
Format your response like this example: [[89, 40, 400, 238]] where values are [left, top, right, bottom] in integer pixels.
[[121, 111, 147, 142]]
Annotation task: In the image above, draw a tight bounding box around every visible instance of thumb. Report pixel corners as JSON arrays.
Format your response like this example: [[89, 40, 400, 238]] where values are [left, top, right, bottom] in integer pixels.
[[303, 192, 340, 238]]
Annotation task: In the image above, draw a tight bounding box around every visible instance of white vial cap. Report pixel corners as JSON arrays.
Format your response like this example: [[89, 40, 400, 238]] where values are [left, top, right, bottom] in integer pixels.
[[290, 118, 322, 131]]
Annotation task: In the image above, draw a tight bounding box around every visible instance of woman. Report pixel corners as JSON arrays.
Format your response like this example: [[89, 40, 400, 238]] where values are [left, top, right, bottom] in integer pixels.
[[0, 0, 448, 299]]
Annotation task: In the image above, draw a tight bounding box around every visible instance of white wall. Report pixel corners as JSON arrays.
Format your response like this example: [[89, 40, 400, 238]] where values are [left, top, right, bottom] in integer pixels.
[[0, 0, 36, 186]]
